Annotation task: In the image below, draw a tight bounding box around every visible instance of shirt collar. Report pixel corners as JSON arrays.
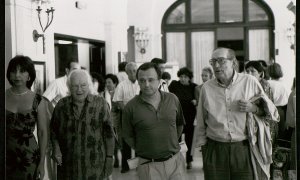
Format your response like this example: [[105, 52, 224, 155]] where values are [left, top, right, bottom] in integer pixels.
[[138, 90, 164, 103], [71, 93, 93, 104], [215, 70, 238, 88]]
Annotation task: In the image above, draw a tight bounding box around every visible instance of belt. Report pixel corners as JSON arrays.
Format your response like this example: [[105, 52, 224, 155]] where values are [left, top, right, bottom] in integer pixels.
[[140, 152, 176, 165], [208, 138, 248, 146]]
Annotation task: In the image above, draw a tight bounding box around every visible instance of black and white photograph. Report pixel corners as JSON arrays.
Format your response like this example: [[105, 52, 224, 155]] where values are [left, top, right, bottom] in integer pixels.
[[31, 61, 46, 95], [4, 0, 297, 180]]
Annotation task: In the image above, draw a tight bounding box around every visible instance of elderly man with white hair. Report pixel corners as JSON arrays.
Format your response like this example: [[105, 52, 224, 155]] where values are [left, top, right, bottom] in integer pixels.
[[50, 69, 114, 180]]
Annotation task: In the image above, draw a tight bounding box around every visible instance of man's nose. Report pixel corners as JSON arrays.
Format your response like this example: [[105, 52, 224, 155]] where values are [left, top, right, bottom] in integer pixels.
[[15, 70, 22, 77], [214, 62, 221, 68], [145, 80, 150, 86]]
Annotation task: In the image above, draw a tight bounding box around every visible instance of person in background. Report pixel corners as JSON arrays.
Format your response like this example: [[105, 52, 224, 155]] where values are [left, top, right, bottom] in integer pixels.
[[91, 72, 106, 96], [122, 62, 186, 179], [245, 60, 278, 144], [116, 62, 128, 83], [193, 47, 278, 180], [50, 69, 114, 180], [43, 60, 81, 108], [285, 78, 296, 179], [245, 60, 273, 100], [104, 74, 120, 168], [161, 71, 171, 86], [194, 66, 214, 104], [6, 55, 48, 179], [268, 63, 290, 140], [169, 67, 198, 169], [151, 58, 169, 92], [112, 62, 140, 173]]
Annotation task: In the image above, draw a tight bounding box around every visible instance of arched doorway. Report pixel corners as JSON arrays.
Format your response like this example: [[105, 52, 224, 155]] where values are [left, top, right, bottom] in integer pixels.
[[162, 0, 274, 84]]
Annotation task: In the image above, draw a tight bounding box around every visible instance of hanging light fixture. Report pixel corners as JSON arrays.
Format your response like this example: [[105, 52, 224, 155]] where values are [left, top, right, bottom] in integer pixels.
[[133, 27, 150, 54], [32, 0, 55, 54]]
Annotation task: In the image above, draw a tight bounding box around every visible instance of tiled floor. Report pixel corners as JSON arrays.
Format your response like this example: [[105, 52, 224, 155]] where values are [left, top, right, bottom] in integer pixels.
[[111, 149, 204, 180]]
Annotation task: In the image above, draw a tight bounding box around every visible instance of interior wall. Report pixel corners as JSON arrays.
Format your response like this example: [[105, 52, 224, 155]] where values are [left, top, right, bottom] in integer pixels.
[[5, 0, 128, 86], [264, 0, 295, 90], [5, 0, 295, 90]]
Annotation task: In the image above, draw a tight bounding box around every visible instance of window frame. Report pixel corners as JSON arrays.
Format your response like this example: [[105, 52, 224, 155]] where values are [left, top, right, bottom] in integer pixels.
[[162, 0, 275, 69]]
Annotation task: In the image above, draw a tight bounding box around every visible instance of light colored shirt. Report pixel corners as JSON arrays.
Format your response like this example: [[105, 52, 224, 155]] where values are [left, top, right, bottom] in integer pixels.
[[159, 79, 169, 92], [116, 72, 128, 83], [43, 75, 69, 107], [268, 80, 290, 106], [285, 90, 296, 128], [112, 79, 140, 105], [195, 72, 265, 146]]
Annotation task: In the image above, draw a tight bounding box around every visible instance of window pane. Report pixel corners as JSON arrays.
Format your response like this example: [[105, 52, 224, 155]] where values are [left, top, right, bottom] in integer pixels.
[[249, 0, 268, 21], [219, 0, 243, 23], [166, 33, 186, 67], [166, 3, 185, 24], [191, 0, 214, 23], [191, 31, 215, 84], [249, 29, 269, 61]]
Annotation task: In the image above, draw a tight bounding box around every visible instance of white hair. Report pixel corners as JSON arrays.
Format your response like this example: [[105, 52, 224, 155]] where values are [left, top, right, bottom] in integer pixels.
[[125, 62, 137, 72], [67, 69, 98, 95]]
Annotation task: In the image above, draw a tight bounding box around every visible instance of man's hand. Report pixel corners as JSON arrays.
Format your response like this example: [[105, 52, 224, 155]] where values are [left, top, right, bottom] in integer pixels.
[[36, 162, 45, 180], [51, 146, 62, 166], [191, 99, 197, 106], [238, 99, 257, 113]]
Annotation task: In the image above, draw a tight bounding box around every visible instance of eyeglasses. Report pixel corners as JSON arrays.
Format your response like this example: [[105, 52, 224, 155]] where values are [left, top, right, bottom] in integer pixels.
[[209, 57, 231, 66]]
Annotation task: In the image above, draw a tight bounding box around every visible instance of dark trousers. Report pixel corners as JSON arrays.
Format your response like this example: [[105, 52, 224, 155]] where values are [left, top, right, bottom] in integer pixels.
[[185, 125, 194, 163], [202, 138, 254, 180], [121, 138, 131, 170]]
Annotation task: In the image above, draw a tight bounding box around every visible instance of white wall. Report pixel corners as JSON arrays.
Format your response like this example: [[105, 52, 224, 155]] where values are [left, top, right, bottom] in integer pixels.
[[5, 0, 295, 91], [127, 0, 176, 60], [264, 0, 296, 90], [5, 0, 128, 86]]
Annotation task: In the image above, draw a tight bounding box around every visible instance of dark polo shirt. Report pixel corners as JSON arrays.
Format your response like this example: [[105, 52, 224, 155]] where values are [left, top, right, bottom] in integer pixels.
[[122, 91, 185, 159]]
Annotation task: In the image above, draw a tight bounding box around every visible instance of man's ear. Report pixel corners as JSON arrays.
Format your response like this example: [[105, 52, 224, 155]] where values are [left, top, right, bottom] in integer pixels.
[[232, 59, 238, 68]]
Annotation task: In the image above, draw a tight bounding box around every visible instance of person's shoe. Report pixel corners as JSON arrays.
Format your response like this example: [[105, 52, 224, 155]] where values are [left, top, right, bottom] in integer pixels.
[[187, 162, 192, 169], [121, 168, 130, 173]]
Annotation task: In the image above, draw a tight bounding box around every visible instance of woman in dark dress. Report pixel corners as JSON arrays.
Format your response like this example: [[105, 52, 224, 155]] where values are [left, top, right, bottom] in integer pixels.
[[5, 55, 48, 180], [169, 67, 197, 169]]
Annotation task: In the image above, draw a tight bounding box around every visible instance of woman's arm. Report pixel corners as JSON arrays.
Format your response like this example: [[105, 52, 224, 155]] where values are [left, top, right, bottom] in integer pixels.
[[37, 98, 49, 179]]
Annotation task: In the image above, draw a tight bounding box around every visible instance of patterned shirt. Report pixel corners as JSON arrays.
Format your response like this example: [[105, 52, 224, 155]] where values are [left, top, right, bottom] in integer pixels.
[[50, 94, 114, 180], [195, 72, 265, 146]]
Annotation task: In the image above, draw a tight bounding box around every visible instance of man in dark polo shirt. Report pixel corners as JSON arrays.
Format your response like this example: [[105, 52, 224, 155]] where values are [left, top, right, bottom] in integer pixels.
[[122, 62, 186, 180]]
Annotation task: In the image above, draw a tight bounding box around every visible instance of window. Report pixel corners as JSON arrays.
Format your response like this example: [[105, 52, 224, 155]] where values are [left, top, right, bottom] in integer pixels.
[[163, 0, 274, 81], [219, 0, 243, 23], [191, 0, 214, 23], [166, 3, 186, 24], [249, 0, 269, 21]]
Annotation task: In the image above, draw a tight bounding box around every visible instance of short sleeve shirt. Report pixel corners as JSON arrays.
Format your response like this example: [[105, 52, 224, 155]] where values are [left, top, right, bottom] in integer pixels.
[[122, 91, 185, 159], [43, 76, 69, 107], [112, 79, 140, 105]]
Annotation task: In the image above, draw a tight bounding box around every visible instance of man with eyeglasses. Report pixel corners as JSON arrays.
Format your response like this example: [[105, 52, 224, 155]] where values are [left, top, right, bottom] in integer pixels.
[[193, 47, 274, 180]]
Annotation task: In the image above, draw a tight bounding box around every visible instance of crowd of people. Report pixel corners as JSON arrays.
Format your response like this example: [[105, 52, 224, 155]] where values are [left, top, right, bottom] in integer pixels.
[[5, 47, 295, 180]]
